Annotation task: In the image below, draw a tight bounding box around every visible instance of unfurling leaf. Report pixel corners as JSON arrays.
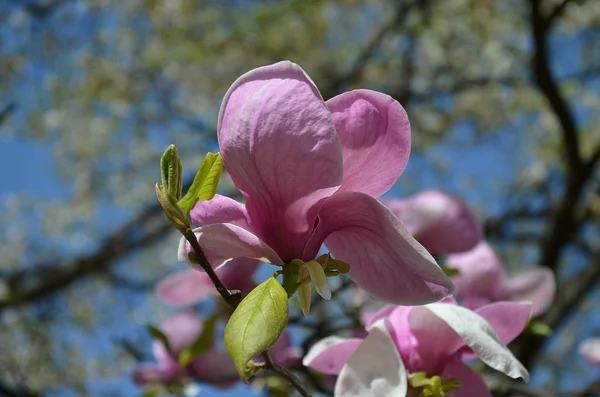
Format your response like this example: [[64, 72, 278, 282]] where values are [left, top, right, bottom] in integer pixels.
[[178, 152, 223, 214], [160, 144, 183, 200], [147, 324, 171, 353], [179, 314, 219, 367], [440, 265, 460, 277], [306, 260, 331, 300], [224, 277, 288, 382], [526, 319, 553, 337]]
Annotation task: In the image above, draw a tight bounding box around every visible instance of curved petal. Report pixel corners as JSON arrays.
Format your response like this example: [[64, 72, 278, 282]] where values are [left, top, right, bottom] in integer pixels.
[[334, 319, 407, 397], [327, 90, 410, 197], [218, 61, 342, 261], [418, 303, 529, 381], [160, 311, 203, 353], [269, 330, 302, 366], [500, 268, 556, 317], [190, 194, 250, 230], [441, 362, 491, 397], [217, 257, 260, 295], [579, 338, 600, 367], [384, 191, 482, 254], [306, 192, 453, 305], [177, 224, 284, 269], [303, 336, 363, 375], [156, 270, 217, 306], [447, 242, 505, 308]]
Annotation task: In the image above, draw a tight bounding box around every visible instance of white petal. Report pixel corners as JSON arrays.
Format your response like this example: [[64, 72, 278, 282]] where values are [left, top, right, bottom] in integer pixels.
[[334, 319, 407, 397], [422, 303, 529, 381]]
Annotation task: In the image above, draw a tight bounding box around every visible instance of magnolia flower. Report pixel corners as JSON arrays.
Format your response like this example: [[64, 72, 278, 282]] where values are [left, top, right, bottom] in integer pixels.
[[579, 338, 600, 367], [133, 311, 238, 387], [156, 258, 259, 306], [304, 300, 531, 397], [448, 242, 556, 316], [384, 190, 482, 254], [178, 61, 453, 305]]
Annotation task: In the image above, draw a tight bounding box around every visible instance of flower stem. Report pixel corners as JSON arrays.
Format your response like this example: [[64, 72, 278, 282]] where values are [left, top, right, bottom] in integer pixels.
[[182, 229, 312, 397]]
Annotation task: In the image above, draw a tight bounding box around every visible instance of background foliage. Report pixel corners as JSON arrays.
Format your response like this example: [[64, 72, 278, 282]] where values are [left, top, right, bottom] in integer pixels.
[[1, 0, 599, 395]]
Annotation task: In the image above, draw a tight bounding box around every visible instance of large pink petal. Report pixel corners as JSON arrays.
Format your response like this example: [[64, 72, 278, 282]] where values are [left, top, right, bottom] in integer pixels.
[[306, 192, 453, 305], [447, 242, 505, 309], [334, 320, 407, 397], [579, 338, 600, 367], [385, 191, 482, 254], [190, 194, 250, 230], [441, 362, 491, 397], [499, 268, 556, 317], [327, 90, 410, 197], [159, 311, 203, 353], [156, 270, 217, 306], [218, 61, 343, 261], [303, 336, 363, 375], [177, 224, 284, 269]]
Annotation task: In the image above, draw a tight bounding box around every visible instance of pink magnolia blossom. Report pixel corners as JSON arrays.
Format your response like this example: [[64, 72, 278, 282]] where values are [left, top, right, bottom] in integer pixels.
[[448, 242, 556, 316], [579, 338, 600, 367], [384, 190, 482, 254], [178, 61, 453, 305], [133, 311, 238, 387], [304, 300, 531, 397]]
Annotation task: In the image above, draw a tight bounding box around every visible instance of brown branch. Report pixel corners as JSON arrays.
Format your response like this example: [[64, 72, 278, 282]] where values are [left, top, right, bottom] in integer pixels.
[[262, 351, 312, 397]]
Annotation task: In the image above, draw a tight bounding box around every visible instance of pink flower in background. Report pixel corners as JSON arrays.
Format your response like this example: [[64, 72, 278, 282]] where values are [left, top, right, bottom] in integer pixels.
[[133, 311, 237, 387], [156, 257, 259, 306], [304, 299, 531, 397], [178, 61, 453, 305], [384, 190, 482, 254], [579, 338, 600, 367], [448, 242, 556, 316]]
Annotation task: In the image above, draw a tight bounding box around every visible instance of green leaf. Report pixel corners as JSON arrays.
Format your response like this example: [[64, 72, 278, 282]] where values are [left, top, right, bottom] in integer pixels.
[[178, 152, 223, 214], [526, 319, 553, 337], [306, 260, 331, 300], [282, 259, 302, 297], [440, 265, 460, 277], [297, 268, 311, 317], [224, 277, 289, 382], [178, 314, 219, 367], [316, 253, 350, 274], [160, 144, 183, 200], [147, 324, 171, 353]]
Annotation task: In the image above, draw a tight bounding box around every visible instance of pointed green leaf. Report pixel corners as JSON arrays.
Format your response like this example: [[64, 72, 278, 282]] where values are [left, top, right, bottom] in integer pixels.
[[178, 152, 223, 214], [147, 324, 171, 353], [306, 260, 331, 300], [317, 253, 350, 274], [224, 277, 288, 382], [297, 267, 311, 317], [440, 265, 460, 277], [160, 144, 183, 200], [178, 314, 219, 367]]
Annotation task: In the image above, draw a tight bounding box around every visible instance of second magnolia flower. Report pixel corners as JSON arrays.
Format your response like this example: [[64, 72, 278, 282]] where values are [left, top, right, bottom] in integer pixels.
[[178, 61, 454, 305]]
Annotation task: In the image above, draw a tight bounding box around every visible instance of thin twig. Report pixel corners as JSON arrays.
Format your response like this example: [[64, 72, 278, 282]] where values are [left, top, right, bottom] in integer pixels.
[[182, 230, 312, 396]]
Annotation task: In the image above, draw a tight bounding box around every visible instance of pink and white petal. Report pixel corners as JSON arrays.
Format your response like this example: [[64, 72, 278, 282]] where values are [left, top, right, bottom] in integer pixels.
[[361, 305, 394, 329], [447, 242, 506, 307], [306, 192, 453, 305], [217, 257, 260, 295], [441, 362, 491, 397], [500, 268, 556, 317], [190, 194, 250, 230], [218, 61, 343, 261], [385, 191, 482, 254], [419, 303, 529, 381], [177, 224, 284, 269], [160, 311, 204, 353], [327, 90, 410, 197], [303, 336, 363, 375], [334, 319, 407, 397], [579, 338, 600, 367], [384, 306, 417, 364], [156, 270, 217, 306]]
